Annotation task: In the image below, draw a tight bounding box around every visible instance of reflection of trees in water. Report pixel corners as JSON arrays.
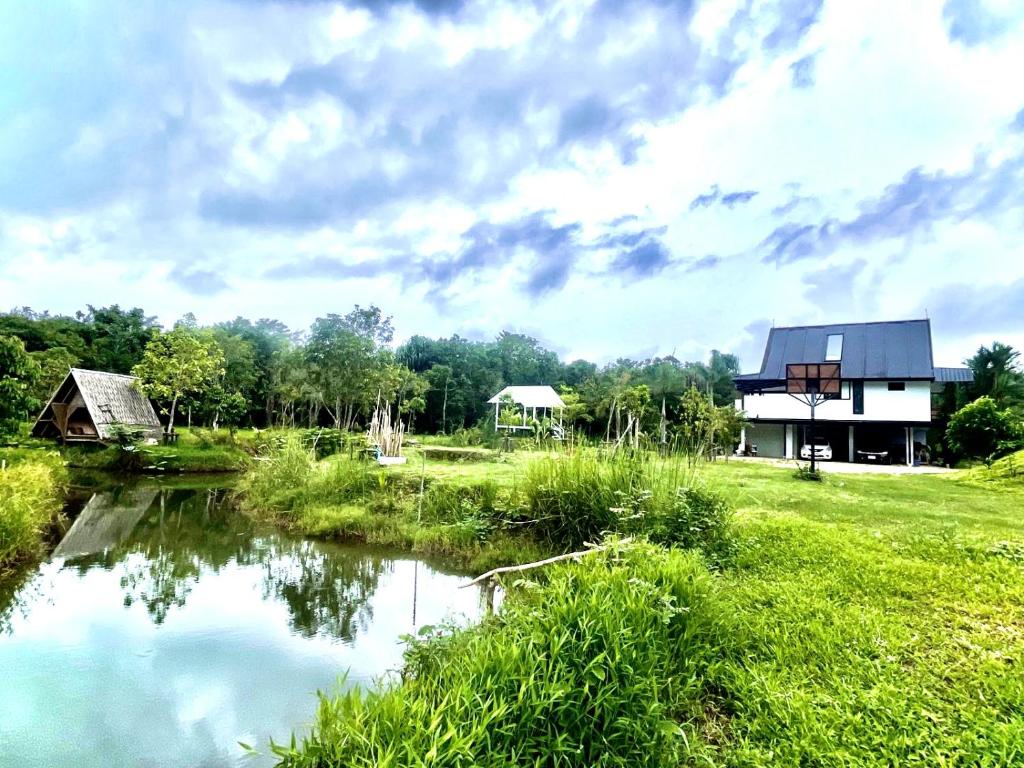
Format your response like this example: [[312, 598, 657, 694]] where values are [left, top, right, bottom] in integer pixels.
[[0, 566, 41, 636], [48, 486, 392, 640], [261, 541, 390, 642]]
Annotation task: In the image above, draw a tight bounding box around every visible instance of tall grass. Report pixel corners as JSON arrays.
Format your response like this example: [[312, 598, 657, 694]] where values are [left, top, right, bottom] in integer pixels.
[[241, 438, 374, 512], [273, 541, 724, 767], [0, 458, 68, 575], [522, 449, 734, 560]]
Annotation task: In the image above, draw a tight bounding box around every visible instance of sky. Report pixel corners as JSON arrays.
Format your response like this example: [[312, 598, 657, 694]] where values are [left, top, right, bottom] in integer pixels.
[[1, 0, 1023, 372]]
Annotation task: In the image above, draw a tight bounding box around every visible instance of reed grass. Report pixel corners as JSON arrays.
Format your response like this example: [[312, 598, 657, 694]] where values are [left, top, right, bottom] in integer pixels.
[[0, 457, 68, 576]]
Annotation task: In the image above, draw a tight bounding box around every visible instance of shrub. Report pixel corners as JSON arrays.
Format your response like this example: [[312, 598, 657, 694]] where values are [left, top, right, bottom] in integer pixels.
[[0, 459, 68, 572], [300, 428, 346, 459], [273, 542, 723, 768], [946, 396, 1023, 460], [793, 464, 826, 482], [646, 485, 734, 564]]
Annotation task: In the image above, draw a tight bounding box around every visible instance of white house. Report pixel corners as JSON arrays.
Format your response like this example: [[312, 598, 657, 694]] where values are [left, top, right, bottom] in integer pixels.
[[733, 319, 972, 465], [488, 385, 565, 431]]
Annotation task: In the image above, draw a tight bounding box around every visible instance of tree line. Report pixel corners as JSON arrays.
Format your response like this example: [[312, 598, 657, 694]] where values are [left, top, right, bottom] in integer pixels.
[[0, 304, 742, 440]]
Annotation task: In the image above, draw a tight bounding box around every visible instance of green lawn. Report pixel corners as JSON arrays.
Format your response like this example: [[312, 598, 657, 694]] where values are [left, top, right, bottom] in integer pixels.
[[701, 461, 1024, 766]]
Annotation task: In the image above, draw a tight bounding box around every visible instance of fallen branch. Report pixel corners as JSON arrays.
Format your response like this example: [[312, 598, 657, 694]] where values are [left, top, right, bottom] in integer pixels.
[[459, 537, 634, 588]]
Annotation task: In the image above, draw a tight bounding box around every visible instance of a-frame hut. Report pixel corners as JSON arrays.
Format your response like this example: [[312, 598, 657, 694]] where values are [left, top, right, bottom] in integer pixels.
[[32, 368, 162, 443]]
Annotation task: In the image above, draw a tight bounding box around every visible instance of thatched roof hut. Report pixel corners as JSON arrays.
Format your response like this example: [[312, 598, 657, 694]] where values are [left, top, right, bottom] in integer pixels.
[[31, 368, 162, 443]]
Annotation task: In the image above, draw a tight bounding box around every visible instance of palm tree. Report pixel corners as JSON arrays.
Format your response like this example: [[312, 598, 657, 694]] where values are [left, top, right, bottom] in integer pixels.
[[966, 342, 1024, 408]]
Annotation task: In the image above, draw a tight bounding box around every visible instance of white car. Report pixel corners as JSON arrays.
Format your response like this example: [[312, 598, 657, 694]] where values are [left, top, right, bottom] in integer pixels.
[[800, 438, 833, 461]]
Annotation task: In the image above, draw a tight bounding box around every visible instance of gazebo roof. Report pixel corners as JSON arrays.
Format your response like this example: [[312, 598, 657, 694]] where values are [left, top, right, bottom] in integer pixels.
[[487, 385, 565, 409]]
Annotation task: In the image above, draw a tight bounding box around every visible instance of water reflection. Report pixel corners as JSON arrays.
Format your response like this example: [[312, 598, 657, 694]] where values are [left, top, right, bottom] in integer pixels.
[[0, 482, 484, 768]]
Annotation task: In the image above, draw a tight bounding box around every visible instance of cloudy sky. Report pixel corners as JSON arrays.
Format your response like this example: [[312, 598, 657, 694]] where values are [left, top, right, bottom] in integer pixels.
[[1, 0, 1023, 370]]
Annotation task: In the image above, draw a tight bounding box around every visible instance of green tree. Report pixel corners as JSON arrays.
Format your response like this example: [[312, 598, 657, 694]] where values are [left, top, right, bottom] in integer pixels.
[[304, 308, 392, 430], [132, 328, 225, 434], [677, 385, 717, 464], [0, 335, 41, 441], [946, 396, 1023, 460], [966, 342, 1024, 409], [28, 346, 78, 403], [81, 305, 158, 374]]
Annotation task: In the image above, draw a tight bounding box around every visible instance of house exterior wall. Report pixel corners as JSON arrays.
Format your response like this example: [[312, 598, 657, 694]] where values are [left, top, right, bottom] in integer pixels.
[[739, 380, 931, 423], [745, 423, 786, 458]]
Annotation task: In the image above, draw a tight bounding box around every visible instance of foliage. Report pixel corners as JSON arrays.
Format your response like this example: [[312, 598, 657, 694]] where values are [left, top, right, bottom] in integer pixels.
[[677, 385, 717, 463], [106, 422, 150, 472], [133, 326, 225, 433], [946, 396, 1023, 460], [966, 341, 1024, 409], [644, 485, 734, 564], [0, 334, 41, 442], [28, 346, 77, 404], [792, 463, 826, 481], [273, 542, 722, 768], [0, 458, 68, 574], [521, 450, 733, 556]]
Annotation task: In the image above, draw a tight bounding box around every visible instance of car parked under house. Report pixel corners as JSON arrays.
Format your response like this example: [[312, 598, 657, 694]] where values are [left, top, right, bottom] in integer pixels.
[[732, 319, 972, 466]]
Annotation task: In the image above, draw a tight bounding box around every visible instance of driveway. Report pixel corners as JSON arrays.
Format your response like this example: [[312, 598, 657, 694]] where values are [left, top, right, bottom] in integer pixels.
[[729, 456, 957, 475]]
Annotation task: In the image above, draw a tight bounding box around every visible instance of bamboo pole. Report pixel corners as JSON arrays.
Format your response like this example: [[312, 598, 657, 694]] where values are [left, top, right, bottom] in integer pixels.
[[459, 538, 634, 588]]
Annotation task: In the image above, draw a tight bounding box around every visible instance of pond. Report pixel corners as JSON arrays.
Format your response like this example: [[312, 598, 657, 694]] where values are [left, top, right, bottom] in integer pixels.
[[0, 480, 487, 768]]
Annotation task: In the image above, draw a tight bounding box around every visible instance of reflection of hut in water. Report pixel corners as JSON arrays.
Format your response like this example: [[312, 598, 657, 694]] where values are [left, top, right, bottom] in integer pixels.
[[52, 488, 159, 559], [31, 368, 162, 444]]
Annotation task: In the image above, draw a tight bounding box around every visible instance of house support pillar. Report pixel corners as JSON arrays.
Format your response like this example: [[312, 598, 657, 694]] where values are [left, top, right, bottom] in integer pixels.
[[848, 426, 855, 464], [906, 426, 913, 466], [784, 424, 795, 459], [739, 426, 747, 455]]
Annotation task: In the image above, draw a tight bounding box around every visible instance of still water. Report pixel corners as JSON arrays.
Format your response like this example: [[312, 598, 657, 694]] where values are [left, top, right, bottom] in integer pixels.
[[0, 482, 485, 768]]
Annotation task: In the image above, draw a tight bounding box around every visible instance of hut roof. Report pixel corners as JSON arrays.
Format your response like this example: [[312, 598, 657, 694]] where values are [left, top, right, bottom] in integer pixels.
[[487, 385, 565, 409], [33, 368, 162, 440]]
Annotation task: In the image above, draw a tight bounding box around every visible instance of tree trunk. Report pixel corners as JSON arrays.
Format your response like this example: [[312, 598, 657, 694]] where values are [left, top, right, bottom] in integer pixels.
[[441, 377, 450, 434], [168, 395, 179, 434]]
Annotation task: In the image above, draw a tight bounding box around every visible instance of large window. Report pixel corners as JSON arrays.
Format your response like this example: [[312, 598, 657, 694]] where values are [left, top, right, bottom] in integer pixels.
[[825, 334, 843, 361]]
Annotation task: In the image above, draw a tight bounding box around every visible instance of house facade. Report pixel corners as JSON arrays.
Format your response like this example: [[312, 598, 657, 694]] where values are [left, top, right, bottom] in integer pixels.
[[733, 320, 971, 465]]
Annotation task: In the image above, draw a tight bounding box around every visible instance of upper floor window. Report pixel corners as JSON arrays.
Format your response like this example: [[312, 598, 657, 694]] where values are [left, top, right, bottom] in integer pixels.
[[825, 334, 843, 361], [888, 382, 905, 391]]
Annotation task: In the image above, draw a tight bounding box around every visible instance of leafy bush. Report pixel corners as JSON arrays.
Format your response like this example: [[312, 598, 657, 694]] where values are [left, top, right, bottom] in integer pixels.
[[300, 428, 346, 459], [793, 464, 826, 482], [0, 458, 68, 572], [645, 485, 734, 564], [106, 422, 150, 471], [273, 542, 723, 768], [946, 396, 1023, 460]]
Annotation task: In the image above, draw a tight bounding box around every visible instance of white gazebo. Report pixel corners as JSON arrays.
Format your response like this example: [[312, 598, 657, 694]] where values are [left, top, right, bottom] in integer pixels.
[[488, 385, 565, 432]]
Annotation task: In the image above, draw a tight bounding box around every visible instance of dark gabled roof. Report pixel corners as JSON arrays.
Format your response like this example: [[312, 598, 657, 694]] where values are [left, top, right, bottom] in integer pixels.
[[740, 319, 935, 381], [933, 367, 974, 383]]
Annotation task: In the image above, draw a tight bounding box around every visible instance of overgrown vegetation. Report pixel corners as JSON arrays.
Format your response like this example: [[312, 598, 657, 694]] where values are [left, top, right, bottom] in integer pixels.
[[266, 457, 1024, 767], [240, 443, 735, 572], [272, 542, 724, 768], [0, 456, 68, 577]]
